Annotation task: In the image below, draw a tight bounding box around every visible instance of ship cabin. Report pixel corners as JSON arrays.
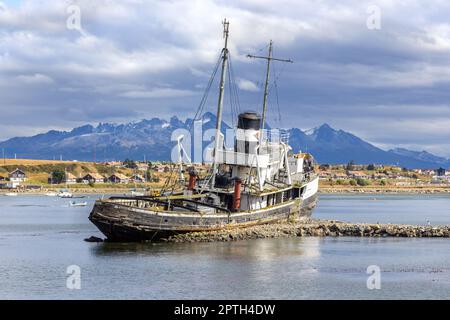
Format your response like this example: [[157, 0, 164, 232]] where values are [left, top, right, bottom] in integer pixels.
[[192, 112, 312, 212]]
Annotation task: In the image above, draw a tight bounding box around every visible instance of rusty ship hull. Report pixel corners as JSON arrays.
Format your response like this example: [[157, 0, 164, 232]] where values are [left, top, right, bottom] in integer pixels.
[[87, 22, 321, 242], [89, 192, 317, 242]]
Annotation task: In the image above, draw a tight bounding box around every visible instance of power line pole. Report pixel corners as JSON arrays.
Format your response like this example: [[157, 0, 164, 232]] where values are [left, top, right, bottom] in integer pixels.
[[247, 41, 293, 135]]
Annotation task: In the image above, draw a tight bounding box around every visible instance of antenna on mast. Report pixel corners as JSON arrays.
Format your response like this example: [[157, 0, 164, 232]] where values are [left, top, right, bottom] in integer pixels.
[[247, 40, 293, 140]]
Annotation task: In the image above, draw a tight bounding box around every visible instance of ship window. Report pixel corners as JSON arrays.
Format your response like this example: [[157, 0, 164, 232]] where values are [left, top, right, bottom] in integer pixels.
[[300, 187, 306, 196], [276, 192, 282, 204], [287, 190, 292, 200]]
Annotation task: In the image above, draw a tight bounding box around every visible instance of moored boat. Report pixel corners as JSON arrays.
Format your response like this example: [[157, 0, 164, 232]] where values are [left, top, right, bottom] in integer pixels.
[[127, 189, 145, 197], [69, 201, 88, 207], [89, 20, 319, 242], [58, 189, 73, 198]]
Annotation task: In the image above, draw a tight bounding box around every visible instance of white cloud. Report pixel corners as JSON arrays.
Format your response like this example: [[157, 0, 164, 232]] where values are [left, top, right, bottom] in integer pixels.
[[119, 88, 197, 99], [15, 73, 54, 85], [1, 0, 450, 155], [237, 78, 259, 91]]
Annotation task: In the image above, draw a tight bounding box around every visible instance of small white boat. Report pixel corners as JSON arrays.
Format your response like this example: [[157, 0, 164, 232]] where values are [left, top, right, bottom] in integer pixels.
[[59, 192, 73, 198], [69, 201, 87, 207], [4, 192, 18, 196], [130, 190, 145, 197], [45, 192, 58, 197], [58, 189, 73, 198]]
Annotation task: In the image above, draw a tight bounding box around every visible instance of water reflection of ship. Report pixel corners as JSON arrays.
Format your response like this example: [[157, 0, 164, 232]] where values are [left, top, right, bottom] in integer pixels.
[[90, 238, 321, 261]]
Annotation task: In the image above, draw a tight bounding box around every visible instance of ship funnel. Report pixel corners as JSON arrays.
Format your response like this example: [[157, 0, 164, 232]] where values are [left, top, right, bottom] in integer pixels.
[[235, 112, 261, 154], [237, 112, 261, 130]]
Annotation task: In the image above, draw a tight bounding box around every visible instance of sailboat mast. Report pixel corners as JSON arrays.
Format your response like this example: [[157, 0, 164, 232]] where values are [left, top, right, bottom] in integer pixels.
[[261, 40, 273, 133], [211, 19, 230, 188], [247, 41, 293, 141]]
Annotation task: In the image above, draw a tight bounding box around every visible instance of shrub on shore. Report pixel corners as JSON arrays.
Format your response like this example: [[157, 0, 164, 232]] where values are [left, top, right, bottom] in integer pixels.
[[356, 178, 370, 186]]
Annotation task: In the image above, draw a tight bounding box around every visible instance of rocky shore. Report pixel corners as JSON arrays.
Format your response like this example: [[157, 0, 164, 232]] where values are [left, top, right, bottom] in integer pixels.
[[319, 188, 450, 194], [163, 219, 450, 243]]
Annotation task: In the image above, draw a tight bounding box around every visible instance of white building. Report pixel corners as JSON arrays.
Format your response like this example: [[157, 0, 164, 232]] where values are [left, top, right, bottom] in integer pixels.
[[8, 168, 27, 188]]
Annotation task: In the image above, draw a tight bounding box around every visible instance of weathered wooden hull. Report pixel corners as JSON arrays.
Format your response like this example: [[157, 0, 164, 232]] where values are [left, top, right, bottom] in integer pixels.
[[89, 194, 317, 242]]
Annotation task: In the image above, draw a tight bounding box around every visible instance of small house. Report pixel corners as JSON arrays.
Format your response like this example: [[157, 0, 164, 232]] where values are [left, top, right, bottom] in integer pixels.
[[422, 169, 435, 176], [318, 171, 331, 180], [130, 174, 145, 183], [432, 175, 450, 184], [107, 173, 130, 184], [82, 173, 105, 184], [48, 172, 78, 184], [154, 165, 170, 173], [8, 168, 27, 188], [347, 171, 369, 179], [136, 163, 149, 171], [333, 172, 348, 179], [64, 172, 77, 184]]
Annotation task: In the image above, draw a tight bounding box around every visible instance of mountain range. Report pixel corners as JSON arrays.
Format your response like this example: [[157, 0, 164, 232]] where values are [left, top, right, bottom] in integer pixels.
[[0, 112, 448, 169]]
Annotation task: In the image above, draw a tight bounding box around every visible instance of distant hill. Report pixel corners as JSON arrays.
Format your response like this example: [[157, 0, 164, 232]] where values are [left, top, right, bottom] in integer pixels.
[[387, 148, 449, 167], [287, 124, 450, 169], [0, 113, 448, 169]]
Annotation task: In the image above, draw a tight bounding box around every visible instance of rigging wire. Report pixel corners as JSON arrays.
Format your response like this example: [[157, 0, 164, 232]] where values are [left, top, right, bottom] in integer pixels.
[[188, 51, 223, 133], [226, 59, 236, 128], [230, 55, 242, 115], [272, 62, 282, 127], [226, 53, 242, 129], [166, 49, 246, 192], [269, 58, 288, 128]]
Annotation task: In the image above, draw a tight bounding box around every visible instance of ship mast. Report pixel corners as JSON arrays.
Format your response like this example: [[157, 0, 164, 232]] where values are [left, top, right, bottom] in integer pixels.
[[211, 19, 230, 188], [247, 41, 293, 138]]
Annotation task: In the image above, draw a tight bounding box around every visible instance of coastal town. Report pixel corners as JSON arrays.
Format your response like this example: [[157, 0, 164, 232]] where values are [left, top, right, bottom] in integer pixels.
[[1, 158, 449, 194], [318, 162, 450, 190], [0, 158, 208, 193]]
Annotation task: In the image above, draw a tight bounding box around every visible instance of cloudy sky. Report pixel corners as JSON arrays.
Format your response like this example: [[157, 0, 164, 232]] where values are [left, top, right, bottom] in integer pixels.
[[1, 0, 450, 156]]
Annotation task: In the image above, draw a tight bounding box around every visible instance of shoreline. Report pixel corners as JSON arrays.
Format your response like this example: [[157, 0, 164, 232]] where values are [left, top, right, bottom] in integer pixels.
[[2, 187, 450, 195], [162, 219, 450, 243], [0, 188, 142, 195], [319, 187, 450, 194]]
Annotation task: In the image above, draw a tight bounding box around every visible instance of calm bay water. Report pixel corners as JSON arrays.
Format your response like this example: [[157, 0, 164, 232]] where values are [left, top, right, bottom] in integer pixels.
[[0, 193, 449, 299]]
